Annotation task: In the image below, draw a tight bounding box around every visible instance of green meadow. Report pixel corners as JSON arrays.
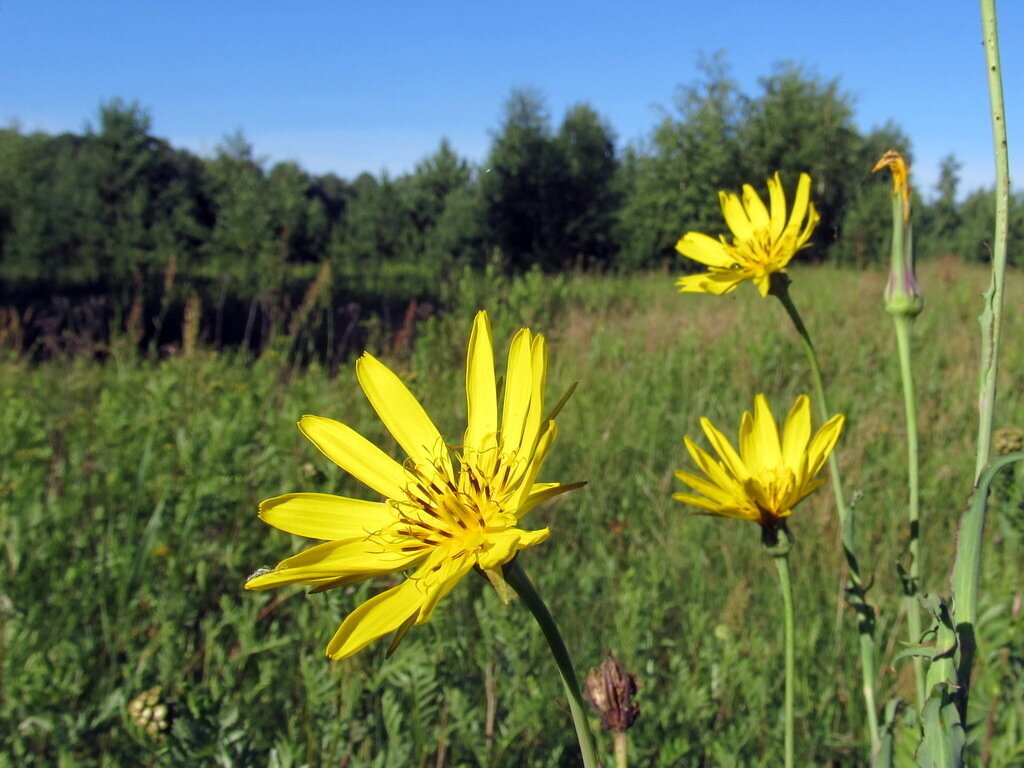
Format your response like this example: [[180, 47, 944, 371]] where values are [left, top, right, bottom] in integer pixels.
[[3, 261, 1023, 766]]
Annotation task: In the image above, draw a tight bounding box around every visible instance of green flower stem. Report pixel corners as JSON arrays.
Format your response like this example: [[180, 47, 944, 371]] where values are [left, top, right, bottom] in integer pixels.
[[614, 731, 628, 768], [503, 558, 599, 768], [974, 0, 1010, 485], [772, 549, 796, 768], [937, 0, 1014, 723], [770, 276, 880, 755], [893, 315, 926, 708]]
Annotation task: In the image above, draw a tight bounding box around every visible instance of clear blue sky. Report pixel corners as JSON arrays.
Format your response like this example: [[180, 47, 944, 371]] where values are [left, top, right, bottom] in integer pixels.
[[2, 1, 1021, 197]]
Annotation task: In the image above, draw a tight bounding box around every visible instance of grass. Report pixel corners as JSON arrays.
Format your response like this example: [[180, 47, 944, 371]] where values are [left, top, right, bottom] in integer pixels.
[[2, 259, 1023, 766]]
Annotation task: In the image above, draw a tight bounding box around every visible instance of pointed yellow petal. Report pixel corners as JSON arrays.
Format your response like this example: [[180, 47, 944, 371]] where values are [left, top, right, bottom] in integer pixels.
[[672, 491, 757, 519], [806, 413, 845, 477], [767, 172, 786, 240], [512, 420, 557, 511], [700, 417, 748, 482], [464, 311, 498, 453], [783, 173, 813, 244], [245, 537, 424, 591], [749, 395, 783, 469], [720, 190, 755, 241], [299, 415, 408, 499], [517, 480, 586, 518], [356, 352, 453, 478], [675, 232, 734, 267], [519, 333, 548, 460], [675, 271, 744, 295], [259, 493, 396, 541], [325, 578, 424, 659], [741, 183, 770, 232], [781, 396, 812, 472], [674, 469, 744, 509], [413, 546, 475, 624], [683, 436, 744, 497], [500, 328, 534, 458]]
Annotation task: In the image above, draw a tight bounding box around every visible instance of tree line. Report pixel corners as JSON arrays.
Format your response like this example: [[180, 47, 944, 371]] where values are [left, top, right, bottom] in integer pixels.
[[0, 59, 1019, 345]]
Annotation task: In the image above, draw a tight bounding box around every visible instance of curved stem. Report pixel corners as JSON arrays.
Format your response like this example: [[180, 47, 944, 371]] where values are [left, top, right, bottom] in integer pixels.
[[770, 277, 880, 755], [772, 551, 796, 768], [503, 558, 600, 768]]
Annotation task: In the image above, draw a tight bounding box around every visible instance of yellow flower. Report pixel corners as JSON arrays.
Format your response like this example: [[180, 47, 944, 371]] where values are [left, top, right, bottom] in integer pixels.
[[246, 311, 581, 659], [675, 173, 820, 297], [673, 394, 843, 528]]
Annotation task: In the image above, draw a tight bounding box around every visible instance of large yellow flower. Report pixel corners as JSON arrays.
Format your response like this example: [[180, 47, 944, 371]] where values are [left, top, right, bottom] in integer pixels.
[[675, 173, 820, 297], [673, 394, 843, 526], [246, 311, 581, 659]]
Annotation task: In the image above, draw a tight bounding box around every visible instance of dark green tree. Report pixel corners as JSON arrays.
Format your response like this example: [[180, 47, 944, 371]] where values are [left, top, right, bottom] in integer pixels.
[[616, 53, 745, 269], [556, 104, 620, 268]]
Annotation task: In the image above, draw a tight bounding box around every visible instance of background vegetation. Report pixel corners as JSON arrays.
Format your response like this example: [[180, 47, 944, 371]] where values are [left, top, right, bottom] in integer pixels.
[[2, 260, 1024, 766], [2, 59, 1023, 360]]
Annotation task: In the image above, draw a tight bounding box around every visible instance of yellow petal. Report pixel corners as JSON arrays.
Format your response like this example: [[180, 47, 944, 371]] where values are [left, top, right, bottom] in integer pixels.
[[748, 395, 783, 470], [464, 311, 498, 454], [700, 417, 748, 482], [683, 436, 744, 497], [675, 232, 734, 267], [720, 190, 755, 242], [781, 396, 812, 473], [500, 328, 534, 459], [512, 420, 557, 512], [672, 491, 757, 519], [675, 271, 744, 295], [806, 413, 845, 477], [356, 352, 453, 478], [674, 469, 750, 514], [244, 537, 424, 591], [517, 480, 586, 518], [259, 493, 396, 541], [519, 333, 548, 459], [783, 173, 813, 244], [741, 183, 770, 232], [413, 547, 475, 624], [298, 415, 408, 499], [767, 172, 786, 240], [326, 579, 424, 659]]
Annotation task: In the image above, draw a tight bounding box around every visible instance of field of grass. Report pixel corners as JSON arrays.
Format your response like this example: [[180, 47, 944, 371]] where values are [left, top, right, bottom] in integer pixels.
[[2, 259, 1023, 766]]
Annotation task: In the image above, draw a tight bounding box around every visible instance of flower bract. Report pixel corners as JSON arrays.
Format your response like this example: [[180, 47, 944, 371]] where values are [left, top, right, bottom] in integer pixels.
[[675, 172, 820, 297], [246, 311, 581, 659], [673, 394, 844, 526]]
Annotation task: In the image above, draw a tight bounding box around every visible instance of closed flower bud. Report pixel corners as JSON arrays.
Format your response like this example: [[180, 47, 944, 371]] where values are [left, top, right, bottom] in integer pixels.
[[583, 652, 640, 732]]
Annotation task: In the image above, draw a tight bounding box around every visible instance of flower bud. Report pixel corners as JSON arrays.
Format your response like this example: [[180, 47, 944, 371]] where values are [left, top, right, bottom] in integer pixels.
[[873, 150, 924, 318], [583, 652, 640, 732]]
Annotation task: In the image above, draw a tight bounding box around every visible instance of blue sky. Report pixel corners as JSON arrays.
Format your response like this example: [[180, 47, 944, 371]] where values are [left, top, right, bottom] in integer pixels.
[[2, 1, 1021, 197]]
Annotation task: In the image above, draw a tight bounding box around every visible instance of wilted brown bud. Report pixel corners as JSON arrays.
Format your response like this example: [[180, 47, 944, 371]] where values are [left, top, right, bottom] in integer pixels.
[[583, 651, 640, 732]]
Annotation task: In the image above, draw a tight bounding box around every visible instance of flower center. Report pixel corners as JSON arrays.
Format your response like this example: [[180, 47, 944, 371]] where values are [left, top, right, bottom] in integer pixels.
[[746, 465, 797, 518], [386, 451, 521, 557]]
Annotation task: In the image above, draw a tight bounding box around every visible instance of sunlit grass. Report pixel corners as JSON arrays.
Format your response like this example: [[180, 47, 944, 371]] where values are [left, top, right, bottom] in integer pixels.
[[2, 260, 1022, 766]]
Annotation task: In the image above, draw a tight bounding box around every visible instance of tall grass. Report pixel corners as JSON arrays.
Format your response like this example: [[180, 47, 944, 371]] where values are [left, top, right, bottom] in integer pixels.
[[2, 260, 1022, 766]]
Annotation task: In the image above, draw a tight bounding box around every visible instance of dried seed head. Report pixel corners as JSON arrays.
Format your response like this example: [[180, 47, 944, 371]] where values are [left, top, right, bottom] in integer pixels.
[[583, 651, 640, 732]]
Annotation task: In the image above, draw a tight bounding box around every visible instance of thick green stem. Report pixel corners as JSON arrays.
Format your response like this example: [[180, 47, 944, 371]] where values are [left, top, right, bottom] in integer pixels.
[[893, 316, 926, 709], [503, 558, 600, 768], [772, 551, 796, 768], [770, 277, 880, 755], [974, 0, 1010, 485], [939, 0, 1013, 723]]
